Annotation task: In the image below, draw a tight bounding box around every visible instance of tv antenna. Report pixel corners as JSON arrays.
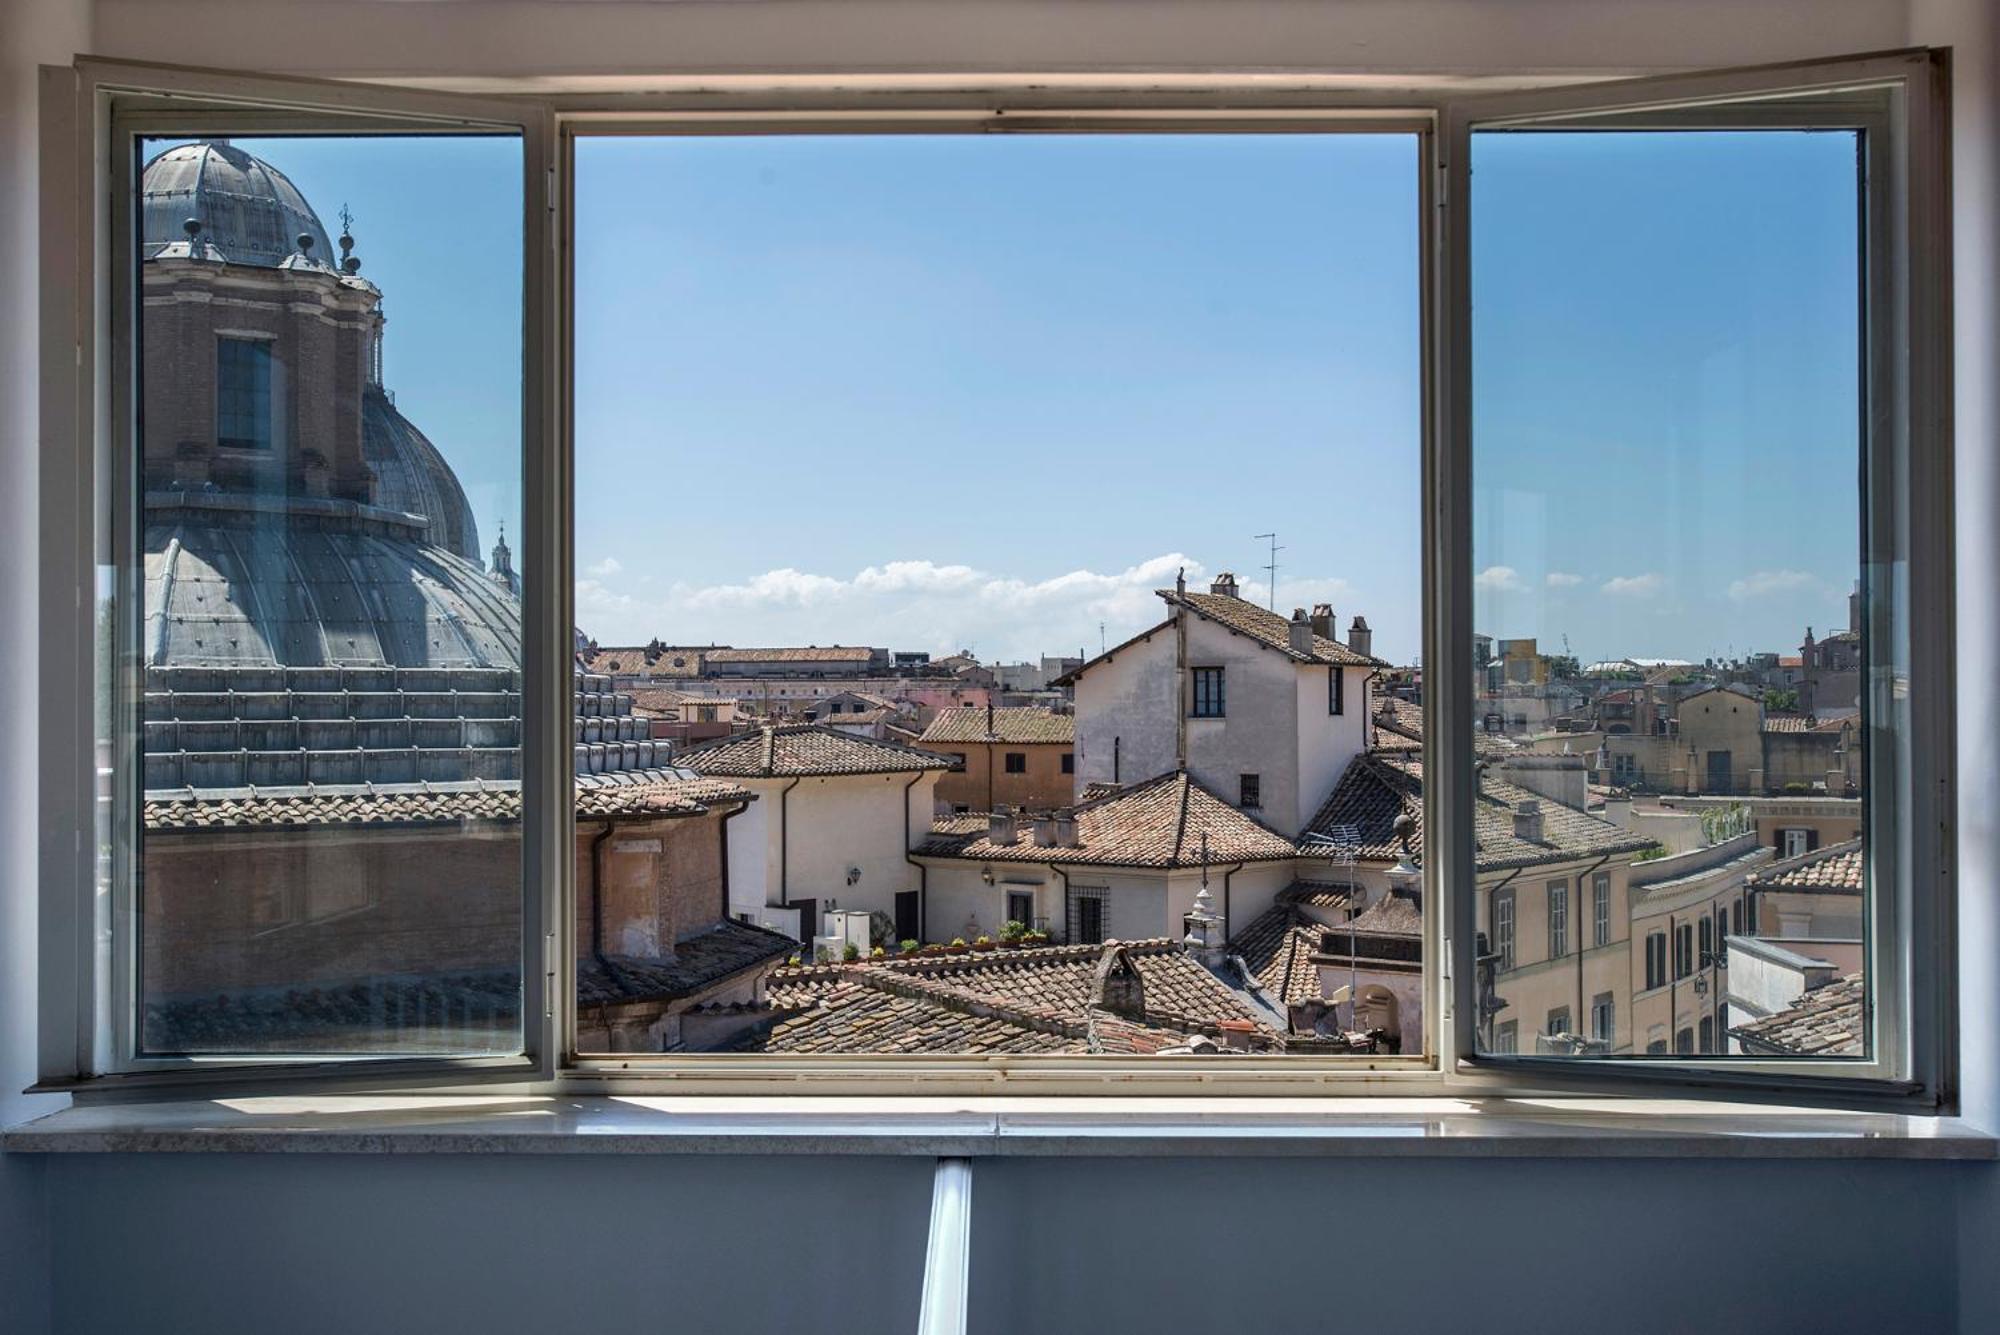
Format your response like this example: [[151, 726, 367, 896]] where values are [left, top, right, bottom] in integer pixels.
[[1254, 532, 1283, 611]]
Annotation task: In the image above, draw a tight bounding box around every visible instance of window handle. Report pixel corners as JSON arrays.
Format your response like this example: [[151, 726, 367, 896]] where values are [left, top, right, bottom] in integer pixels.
[[918, 1157, 973, 1335]]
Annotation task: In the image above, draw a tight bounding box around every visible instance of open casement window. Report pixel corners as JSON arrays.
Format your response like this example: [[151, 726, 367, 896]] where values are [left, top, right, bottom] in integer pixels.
[[1439, 52, 1952, 1103], [39, 59, 562, 1092]]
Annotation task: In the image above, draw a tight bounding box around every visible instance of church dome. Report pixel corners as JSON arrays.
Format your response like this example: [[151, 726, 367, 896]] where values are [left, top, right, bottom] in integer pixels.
[[141, 140, 335, 268], [362, 387, 483, 562]]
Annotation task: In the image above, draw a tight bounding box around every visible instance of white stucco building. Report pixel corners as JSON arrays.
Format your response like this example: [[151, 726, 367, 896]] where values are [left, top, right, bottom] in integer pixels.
[[672, 724, 953, 945], [1061, 572, 1386, 838]]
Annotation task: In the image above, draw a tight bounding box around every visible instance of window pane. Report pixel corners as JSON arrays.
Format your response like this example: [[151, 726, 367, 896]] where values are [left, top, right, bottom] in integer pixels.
[[1469, 125, 1870, 1061], [129, 134, 524, 1055], [573, 133, 1421, 1058]]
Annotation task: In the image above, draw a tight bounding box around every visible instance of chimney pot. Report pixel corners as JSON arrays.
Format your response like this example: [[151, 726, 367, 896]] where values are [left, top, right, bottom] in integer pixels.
[[1348, 615, 1374, 660], [1210, 572, 1240, 599], [988, 806, 1018, 846], [1288, 608, 1314, 656], [1513, 798, 1544, 843], [1309, 603, 1334, 639], [1031, 817, 1057, 847]]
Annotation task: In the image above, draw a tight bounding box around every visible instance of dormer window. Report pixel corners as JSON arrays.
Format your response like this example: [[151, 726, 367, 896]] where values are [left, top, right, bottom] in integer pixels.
[[215, 336, 273, 449]]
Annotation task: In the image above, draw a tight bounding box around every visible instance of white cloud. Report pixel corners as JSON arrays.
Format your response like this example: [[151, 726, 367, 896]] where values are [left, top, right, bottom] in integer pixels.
[[1727, 569, 1820, 601], [1601, 573, 1666, 598], [1545, 571, 1583, 588], [585, 556, 622, 578], [1475, 565, 1527, 594], [576, 553, 1213, 662]]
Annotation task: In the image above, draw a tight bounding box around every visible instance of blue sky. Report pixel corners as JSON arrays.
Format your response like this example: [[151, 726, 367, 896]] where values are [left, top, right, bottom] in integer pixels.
[[179, 128, 1860, 668]]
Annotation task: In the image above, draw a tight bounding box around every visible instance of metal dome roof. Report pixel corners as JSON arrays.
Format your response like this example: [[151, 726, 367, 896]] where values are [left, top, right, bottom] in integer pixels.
[[362, 387, 483, 563], [142, 140, 335, 268], [143, 495, 520, 670]]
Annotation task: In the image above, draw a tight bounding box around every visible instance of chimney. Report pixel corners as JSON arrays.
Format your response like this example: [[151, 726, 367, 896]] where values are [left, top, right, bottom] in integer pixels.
[[1090, 942, 1146, 1018], [1210, 572, 1240, 599], [988, 806, 1017, 845], [1288, 608, 1314, 655], [1052, 812, 1080, 847], [1309, 603, 1334, 639], [1348, 615, 1373, 659], [1513, 799, 1544, 843], [1031, 816, 1057, 848]]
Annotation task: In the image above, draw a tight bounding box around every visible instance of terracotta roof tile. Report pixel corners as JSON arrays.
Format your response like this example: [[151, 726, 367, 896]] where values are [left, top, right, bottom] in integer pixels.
[[1750, 838, 1863, 893], [919, 707, 1075, 745], [1730, 972, 1865, 1056], [673, 724, 955, 778], [1164, 590, 1387, 667], [1230, 909, 1327, 1007], [916, 770, 1296, 868]]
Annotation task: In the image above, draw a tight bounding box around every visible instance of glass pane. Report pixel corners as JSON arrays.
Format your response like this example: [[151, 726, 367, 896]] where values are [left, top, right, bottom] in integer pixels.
[[1469, 123, 1871, 1060], [128, 133, 524, 1055], [572, 133, 1423, 1058]]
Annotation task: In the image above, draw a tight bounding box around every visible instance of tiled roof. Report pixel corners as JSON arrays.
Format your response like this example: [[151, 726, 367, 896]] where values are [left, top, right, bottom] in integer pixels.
[[576, 920, 797, 1008], [1750, 838, 1864, 893], [583, 646, 703, 677], [705, 646, 876, 664], [1731, 973, 1865, 1056], [919, 707, 1075, 745], [739, 939, 1282, 1055], [1163, 590, 1387, 667], [1346, 892, 1423, 938], [1375, 697, 1424, 742], [880, 939, 1269, 1030], [734, 981, 1077, 1054], [672, 724, 955, 778], [145, 771, 755, 832], [1762, 714, 1813, 733], [1230, 908, 1327, 1007], [630, 687, 740, 713], [1303, 753, 1652, 871], [1277, 881, 1357, 911], [818, 709, 894, 726], [916, 770, 1296, 867]]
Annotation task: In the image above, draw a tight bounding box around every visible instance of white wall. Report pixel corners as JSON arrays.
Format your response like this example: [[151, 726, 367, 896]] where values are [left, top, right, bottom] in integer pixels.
[[734, 772, 933, 926], [10, 4, 2000, 1334], [1072, 626, 1177, 794]]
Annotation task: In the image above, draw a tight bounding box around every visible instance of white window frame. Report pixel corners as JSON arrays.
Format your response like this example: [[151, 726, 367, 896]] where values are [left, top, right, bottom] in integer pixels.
[[38, 58, 561, 1095], [37, 53, 1953, 1110], [1441, 50, 1953, 1106]]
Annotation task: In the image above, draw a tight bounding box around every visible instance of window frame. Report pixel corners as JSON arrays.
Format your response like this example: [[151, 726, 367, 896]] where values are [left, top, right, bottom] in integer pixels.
[[38, 54, 1953, 1110], [38, 57, 562, 1095], [1190, 665, 1226, 719], [1440, 50, 1954, 1106]]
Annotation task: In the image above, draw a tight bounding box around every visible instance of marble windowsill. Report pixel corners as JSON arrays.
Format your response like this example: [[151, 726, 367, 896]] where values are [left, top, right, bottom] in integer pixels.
[[3, 1095, 1993, 1158]]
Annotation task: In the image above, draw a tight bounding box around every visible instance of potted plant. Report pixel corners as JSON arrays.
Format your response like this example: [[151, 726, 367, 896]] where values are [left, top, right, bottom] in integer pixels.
[[1023, 929, 1050, 947], [842, 942, 860, 963], [999, 920, 1026, 948], [921, 942, 946, 957], [899, 939, 920, 955], [972, 934, 996, 952], [870, 946, 886, 960], [947, 937, 969, 956]]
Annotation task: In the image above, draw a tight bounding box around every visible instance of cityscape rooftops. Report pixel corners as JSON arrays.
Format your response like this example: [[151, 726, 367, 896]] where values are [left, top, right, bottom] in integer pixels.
[[672, 723, 955, 778], [916, 769, 1297, 868], [1303, 751, 1653, 871], [919, 706, 1075, 746]]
